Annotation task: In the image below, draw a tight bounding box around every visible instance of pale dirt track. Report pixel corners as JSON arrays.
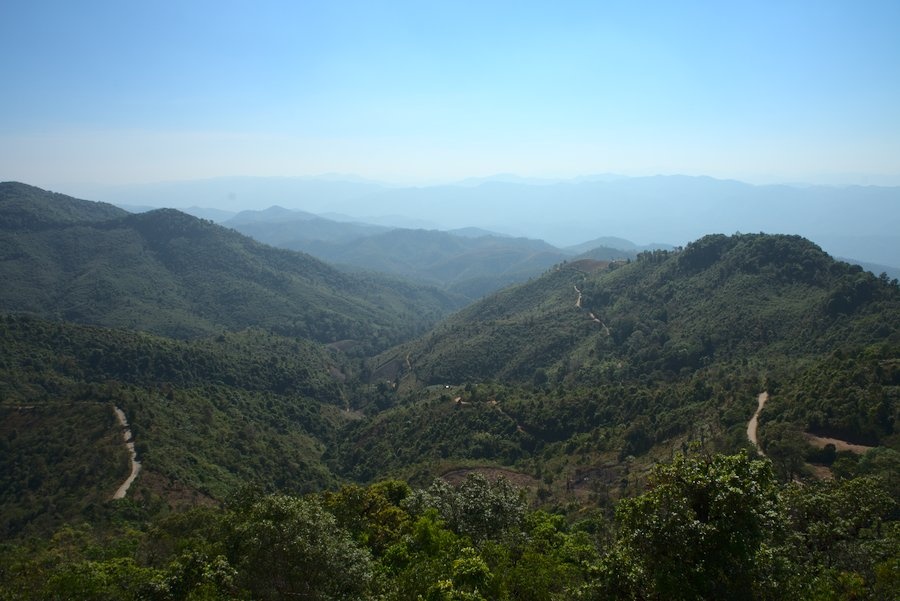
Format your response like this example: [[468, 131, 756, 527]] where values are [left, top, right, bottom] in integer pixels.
[[573, 284, 611, 335], [112, 407, 142, 499], [746, 392, 874, 462], [747, 392, 769, 455]]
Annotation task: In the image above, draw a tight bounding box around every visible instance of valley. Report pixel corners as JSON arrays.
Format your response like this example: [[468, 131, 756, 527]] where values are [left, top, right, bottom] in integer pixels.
[[0, 183, 897, 599]]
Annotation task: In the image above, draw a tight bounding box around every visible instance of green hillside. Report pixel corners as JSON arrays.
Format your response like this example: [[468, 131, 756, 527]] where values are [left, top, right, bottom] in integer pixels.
[[0, 313, 357, 537], [1, 203, 897, 599], [0, 181, 126, 228], [228, 215, 572, 299], [378, 234, 898, 383], [302, 228, 566, 295], [0, 182, 461, 536], [0, 182, 460, 352], [339, 234, 899, 485]]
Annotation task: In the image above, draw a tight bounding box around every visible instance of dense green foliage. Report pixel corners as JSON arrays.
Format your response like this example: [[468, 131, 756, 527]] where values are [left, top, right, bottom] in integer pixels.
[[0, 403, 124, 537], [0, 182, 459, 352], [0, 314, 356, 536], [380, 234, 899, 384], [764, 345, 899, 447], [609, 453, 780, 599], [231, 219, 575, 300], [0, 453, 896, 600], [0, 182, 126, 228], [1, 184, 898, 599], [349, 235, 898, 486]]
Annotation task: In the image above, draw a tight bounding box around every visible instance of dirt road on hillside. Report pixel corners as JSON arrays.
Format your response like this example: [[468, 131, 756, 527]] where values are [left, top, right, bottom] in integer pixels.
[[112, 407, 142, 499], [747, 392, 768, 456], [573, 284, 611, 335]]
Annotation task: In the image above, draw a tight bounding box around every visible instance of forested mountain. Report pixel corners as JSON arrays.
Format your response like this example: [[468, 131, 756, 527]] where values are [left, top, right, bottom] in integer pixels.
[[0, 314, 355, 537], [381, 234, 898, 383], [297, 228, 569, 299], [0, 182, 460, 352], [341, 234, 899, 487], [564, 236, 672, 255], [0, 182, 126, 228], [0, 182, 454, 537], [225, 209, 572, 299], [223, 206, 391, 247], [0, 185, 897, 599]]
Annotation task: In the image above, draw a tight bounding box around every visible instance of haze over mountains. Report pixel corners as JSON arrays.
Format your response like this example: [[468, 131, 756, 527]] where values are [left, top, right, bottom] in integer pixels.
[[68, 174, 900, 272]]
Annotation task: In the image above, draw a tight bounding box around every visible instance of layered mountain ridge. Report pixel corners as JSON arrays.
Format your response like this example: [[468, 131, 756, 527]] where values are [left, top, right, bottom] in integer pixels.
[[0, 182, 897, 545], [0, 181, 461, 350]]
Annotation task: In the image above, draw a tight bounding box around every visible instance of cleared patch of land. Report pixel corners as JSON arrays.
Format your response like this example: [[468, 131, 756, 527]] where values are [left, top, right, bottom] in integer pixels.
[[440, 467, 539, 490], [804, 433, 875, 455]]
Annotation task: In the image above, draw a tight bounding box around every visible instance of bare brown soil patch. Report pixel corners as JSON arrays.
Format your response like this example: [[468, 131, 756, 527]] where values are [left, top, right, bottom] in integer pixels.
[[806, 463, 834, 480], [569, 465, 623, 490], [134, 470, 217, 508], [370, 356, 405, 381], [440, 466, 539, 490], [327, 339, 360, 352], [569, 259, 611, 273], [804, 433, 875, 455]]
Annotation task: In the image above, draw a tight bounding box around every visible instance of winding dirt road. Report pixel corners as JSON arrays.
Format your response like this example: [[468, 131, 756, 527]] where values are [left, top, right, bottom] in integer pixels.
[[488, 399, 528, 434], [573, 284, 611, 335], [747, 392, 769, 456], [745, 392, 875, 457], [112, 407, 142, 499]]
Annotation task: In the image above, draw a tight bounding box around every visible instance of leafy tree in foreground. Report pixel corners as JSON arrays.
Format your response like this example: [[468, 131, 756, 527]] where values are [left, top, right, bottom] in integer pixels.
[[322, 479, 412, 554], [2, 460, 896, 600], [403, 473, 527, 544], [225, 494, 374, 601], [599, 451, 781, 600], [780, 476, 899, 600]]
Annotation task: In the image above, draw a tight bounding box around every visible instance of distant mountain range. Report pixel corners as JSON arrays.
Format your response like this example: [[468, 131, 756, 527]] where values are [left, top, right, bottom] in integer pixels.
[[216, 207, 663, 299], [110, 202, 644, 299], [64, 173, 900, 269], [217, 205, 898, 296]]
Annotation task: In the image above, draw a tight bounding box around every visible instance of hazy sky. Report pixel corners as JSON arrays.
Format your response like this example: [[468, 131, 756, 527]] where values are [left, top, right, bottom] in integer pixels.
[[2, 0, 899, 188]]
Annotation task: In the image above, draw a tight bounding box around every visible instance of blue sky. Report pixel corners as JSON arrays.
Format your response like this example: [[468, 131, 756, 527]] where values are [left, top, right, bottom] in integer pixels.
[[2, 0, 899, 187]]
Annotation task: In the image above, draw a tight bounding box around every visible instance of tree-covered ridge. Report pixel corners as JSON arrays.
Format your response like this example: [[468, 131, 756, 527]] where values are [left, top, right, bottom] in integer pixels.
[[275, 226, 571, 300], [1, 213, 897, 599], [0, 314, 345, 400], [0, 181, 126, 229], [0, 314, 361, 536], [0, 184, 461, 351], [224, 206, 638, 302], [381, 233, 899, 385], [345, 234, 898, 487], [0, 452, 896, 600]]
